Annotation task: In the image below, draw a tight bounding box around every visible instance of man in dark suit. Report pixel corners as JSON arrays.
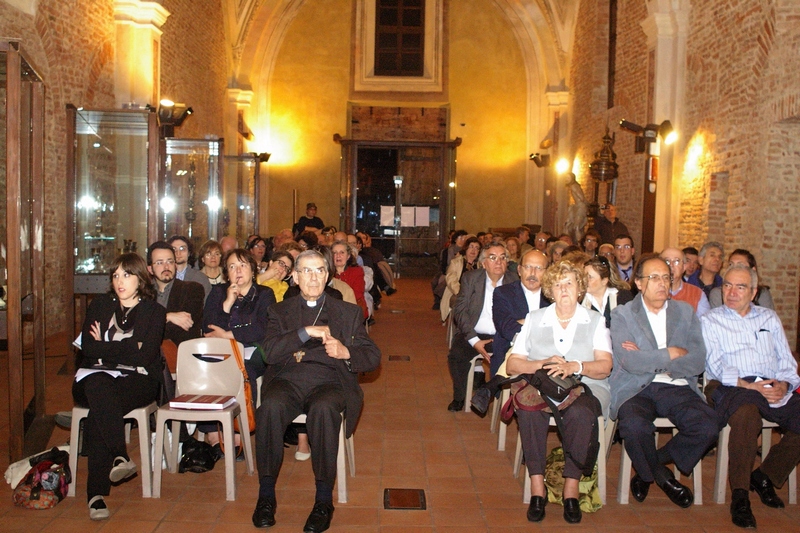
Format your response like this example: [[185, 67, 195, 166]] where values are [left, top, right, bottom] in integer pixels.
[[146, 241, 204, 372], [610, 254, 717, 508], [446, 242, 518, 411], [252, 250, 381, 532], [470, 249, 550, 414]]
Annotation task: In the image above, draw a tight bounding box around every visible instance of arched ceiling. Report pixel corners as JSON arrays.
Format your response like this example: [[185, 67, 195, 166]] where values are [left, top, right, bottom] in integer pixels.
[[223, 0, 580, 97]]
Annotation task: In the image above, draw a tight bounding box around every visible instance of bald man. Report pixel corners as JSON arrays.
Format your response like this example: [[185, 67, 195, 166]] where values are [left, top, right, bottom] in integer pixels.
[[660, 247, 710, 317]]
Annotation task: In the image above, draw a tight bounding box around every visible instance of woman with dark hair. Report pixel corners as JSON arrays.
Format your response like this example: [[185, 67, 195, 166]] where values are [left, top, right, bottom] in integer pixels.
[[440, 235, 481, 321], [332, 240, 368, 319], [203, 249, 276, 455], [246, 235, 270, 273], [507, 260, 612, 524], [582, 255, 633, 328], [197, 239, 224, 286], [708, 248, 774, 309], [256, 250, 294, 302], [72, 253, 166, 520], [297, 231, 319, 251]]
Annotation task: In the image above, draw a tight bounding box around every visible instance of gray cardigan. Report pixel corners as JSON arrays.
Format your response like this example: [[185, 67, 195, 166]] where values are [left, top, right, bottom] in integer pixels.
[[609, 295, 707, 419]]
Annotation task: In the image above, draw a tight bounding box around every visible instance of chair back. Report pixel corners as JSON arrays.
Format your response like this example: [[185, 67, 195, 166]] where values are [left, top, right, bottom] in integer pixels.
[[176, 338, 246, 408]]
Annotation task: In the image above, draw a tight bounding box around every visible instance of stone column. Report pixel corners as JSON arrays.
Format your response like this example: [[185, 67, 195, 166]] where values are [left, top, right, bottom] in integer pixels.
[[114, 0, 170, 108], [640, 0, 691, 250]]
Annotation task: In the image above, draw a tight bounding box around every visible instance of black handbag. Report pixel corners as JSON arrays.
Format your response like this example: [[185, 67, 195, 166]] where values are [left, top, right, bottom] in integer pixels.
[[179, 437, 216, 474], [528, 368, 581, 402]]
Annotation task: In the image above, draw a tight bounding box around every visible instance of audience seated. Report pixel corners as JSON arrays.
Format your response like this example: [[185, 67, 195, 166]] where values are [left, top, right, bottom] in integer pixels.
[[582, 255, 633, 328], [682, 246, 700, 281], [702, 264, 800, 529], [246, 236, 270, 273], [660, 247, 710, 317], [440, 236, 481, 322], [332, 240, 368, 320], [446, 242, 518, 411], [256, 250, 294, 302], [168, 235, 212, 299], [708, 249, 773, 310], [506, 260, 612, 524], [546, 240, 568, 264], [610, 254, 717, 509], [687, 241, 724, 297], [613, 235, 636, 285], [198, 240, 225, 289], [582, 229, 601, 257]]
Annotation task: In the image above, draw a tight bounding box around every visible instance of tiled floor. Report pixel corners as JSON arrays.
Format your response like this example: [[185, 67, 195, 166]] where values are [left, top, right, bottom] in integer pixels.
[[2, 278, 800, 531]]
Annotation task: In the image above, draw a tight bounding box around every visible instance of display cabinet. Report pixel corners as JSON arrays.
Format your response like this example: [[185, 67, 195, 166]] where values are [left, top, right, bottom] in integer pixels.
[[66, 105, 159, 293], [160, 138, 223, 245]]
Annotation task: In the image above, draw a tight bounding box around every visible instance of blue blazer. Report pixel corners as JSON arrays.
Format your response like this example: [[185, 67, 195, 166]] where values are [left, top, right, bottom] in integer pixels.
[[491, 281, 550, 376]]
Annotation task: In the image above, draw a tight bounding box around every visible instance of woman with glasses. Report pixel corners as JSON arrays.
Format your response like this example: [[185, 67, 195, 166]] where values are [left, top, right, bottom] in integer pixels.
[[72, 253, 165, 519], [332, 240, 368, 319], [507, 260, 612, 524], [257, 250, 295, 302], [582, 255, 633, 328], [198, 239, 224, 286], [202, 248, 276, 458]]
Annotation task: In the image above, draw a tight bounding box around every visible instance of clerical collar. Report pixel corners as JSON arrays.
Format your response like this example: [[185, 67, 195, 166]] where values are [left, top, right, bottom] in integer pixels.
[[305, 295, 325, 307]]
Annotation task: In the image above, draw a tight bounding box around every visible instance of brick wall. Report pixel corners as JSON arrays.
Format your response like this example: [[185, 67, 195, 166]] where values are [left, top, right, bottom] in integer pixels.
[[160, 0, 228, 140]]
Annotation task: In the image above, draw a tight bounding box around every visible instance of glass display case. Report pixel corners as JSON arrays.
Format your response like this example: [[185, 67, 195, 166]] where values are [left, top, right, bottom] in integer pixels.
[[67, 106, 159, 293], [161, 138, 223, 246]]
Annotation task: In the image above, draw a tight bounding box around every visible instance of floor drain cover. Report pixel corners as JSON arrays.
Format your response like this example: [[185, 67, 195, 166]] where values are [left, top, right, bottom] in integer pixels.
[[388, 355, 410, 361], [383, 488, 426, 510]]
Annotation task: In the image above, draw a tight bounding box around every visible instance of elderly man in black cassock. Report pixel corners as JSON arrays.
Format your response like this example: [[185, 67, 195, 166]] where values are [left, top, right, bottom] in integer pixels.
[[252, 249, 381, 532]]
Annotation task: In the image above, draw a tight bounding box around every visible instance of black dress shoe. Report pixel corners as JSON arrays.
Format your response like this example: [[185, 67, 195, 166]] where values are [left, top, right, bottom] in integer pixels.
[[563, 497, 582, 523], [730, 495, 757, 529], [470, 388, 492, 416], [252, 497, 277, 528], [447, 400, 464, 412], [303, 501, 334, 533], [630, 474, 651, 502], [750, 469, 785, 508], [657, 477, 693, 508], [526, 493, 547, 522]]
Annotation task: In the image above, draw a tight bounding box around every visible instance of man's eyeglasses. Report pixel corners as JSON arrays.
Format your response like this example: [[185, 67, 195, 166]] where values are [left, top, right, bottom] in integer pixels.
[[297, 266, 326, 276], [172, 245, 188, 252], [486, 254, 508, 262], [615, 244, 633, 250], [638, 274, 671, 284], [663, 259, 683, 266]]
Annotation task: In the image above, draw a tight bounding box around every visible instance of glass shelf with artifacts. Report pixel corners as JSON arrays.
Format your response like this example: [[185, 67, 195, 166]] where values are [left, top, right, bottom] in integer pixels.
[[67, 106, 159, 293]]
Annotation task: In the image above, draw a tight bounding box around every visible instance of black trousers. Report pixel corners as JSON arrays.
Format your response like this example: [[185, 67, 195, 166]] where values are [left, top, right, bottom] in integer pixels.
[[255, 377, 346, 486], [712, 385, 800, 490], [447, 333, 489, 402], [72, 372, 160, 500], [617, 382, 717, 483], [518, 393, 600, 480]]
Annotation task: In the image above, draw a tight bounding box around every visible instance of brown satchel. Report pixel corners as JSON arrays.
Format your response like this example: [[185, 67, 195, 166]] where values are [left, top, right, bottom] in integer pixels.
[[229, 339, 256, 433]]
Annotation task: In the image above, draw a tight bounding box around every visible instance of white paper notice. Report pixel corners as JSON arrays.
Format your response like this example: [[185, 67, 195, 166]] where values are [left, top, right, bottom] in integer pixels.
[[380, 206, 395, 226], [401, 206, 415, 227], [415, 206, 430, 227]]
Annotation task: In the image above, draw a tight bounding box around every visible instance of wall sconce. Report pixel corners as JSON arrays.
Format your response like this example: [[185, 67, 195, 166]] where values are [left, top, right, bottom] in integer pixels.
[[256, 152, 271, 163], [156, 99, 193, 137], [620, 119, 677, 153], [529, 153, 551, 168]]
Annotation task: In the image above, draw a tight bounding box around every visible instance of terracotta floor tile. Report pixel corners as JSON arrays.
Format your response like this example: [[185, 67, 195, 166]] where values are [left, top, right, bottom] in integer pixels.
[[98, 519, 160, 533]]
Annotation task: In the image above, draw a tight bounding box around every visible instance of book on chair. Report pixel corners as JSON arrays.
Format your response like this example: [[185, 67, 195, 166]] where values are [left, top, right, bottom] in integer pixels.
[[169, 394, 237, 410]]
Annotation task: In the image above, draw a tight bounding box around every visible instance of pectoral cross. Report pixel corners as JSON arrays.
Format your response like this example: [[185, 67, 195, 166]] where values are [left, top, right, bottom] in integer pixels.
[[293, 350, 305, 363]]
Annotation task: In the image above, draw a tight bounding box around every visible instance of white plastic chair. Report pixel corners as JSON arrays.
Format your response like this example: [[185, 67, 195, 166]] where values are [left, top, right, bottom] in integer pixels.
[[616, 417, 703, 504], [68, 402, 158, 498], [292, 413, 355, 503], [493, 387, 511, 450], [514, 415, 607, 505], [464, 355, 485, 412], [713, 420, 797, 504], [152, 338, 255, 501]]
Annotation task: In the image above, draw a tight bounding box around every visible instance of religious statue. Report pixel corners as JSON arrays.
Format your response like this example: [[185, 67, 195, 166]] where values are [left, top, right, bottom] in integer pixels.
[[564, 173, 589, 245]]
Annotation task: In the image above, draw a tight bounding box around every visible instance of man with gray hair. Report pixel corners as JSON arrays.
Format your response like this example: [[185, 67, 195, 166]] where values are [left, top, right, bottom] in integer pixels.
[[687, 241, 724, 297], [446, 242, 518, 411], [702, 264, 800, 529]]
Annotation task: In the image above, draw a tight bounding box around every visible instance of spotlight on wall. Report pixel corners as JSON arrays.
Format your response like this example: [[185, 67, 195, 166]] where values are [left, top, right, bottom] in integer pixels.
[[554, 158, 571, 175], [157, 99, 194, 137], [256, 152, 271, 163], [620, 118, 677, 153], [619, 119, 644, 134], [529, 153, 551, 168], [659, 120, 677, 145]]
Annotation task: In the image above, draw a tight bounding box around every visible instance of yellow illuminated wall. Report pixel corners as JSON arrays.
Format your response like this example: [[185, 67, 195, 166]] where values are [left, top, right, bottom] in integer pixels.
[[448, 0, 527, 234], [266, 0, 352, 233]]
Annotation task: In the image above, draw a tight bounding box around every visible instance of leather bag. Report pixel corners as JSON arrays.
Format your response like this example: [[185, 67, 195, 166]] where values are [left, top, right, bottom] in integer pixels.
[[230, 339, 256, 433]]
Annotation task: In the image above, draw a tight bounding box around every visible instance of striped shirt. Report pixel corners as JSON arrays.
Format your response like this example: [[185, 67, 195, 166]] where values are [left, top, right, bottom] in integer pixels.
[[701, 304, 800, 389]]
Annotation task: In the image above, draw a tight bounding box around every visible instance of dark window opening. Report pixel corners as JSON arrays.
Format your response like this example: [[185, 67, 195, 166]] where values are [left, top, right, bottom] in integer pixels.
[[375, 0, 425, 77]]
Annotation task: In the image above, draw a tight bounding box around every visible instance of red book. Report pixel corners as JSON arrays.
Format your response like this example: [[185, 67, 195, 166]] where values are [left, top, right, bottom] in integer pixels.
[[169, 394, 236, 410]]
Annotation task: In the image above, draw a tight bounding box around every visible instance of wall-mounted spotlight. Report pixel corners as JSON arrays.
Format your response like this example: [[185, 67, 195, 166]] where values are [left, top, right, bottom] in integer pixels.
[[156, 99, 194, 137], [256, 152, 271, 163], [620, 118, 677, 152], [529, 153, 551, 168]]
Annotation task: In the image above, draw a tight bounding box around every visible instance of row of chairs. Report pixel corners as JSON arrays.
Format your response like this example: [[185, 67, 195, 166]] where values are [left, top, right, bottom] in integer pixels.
[[68, 338, 355, 502]]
